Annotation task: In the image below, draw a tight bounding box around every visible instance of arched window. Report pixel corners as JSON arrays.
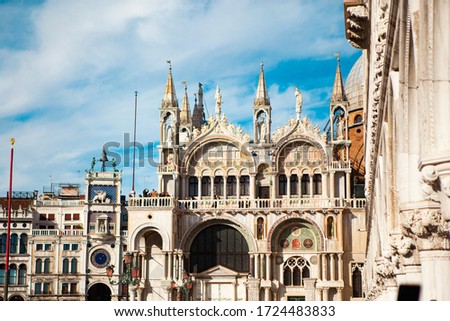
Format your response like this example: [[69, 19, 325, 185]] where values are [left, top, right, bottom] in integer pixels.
[[188, 177, 198, 197], [290, 175, 299, 195], [35, 259, 42, 274], [201, 177, 211, 196], [352, 263, 363, 298], [327, 217, 335, 239], [10, 234, 18, 253], [240, 176, 250, 196], [189, 224, 249, 273], [71, 258, 78, 274], [226, 176, 237, 196], [19, 234, 28, 254], [301, 174, 310, 196], [256, 217, 264, 240], [43, 258, 50, 274], [18, 264, 26, 285], [283, 257, 310, 286], [62, 258, 69, 274], [9, 264, 17, 284], [0, 233, 6, 253], [313, 174, 322, 195], [278, 175, 287, 195], [214, 176, 224, 197]]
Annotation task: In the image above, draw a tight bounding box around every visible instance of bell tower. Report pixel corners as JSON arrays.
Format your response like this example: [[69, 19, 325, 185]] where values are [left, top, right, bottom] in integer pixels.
[[158, 61, 180, 195], [329, 53, 351, 199], [253, 62, 272, 144]]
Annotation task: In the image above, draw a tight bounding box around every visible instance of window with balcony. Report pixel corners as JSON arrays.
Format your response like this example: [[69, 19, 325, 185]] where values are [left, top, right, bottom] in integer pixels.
[[214, 176, 224, 197], [201, 177, 211, 196], [290, 175, 299, 195], [313, 174, 322, 195], [240, 176, 250, 196], [226, 176, 237, 196], [188, 177, 198, 197], [301, 174, 310, 195]]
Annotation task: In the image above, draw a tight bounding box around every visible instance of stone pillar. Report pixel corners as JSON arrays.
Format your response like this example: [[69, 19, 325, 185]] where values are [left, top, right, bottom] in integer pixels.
[[419, 250, 450, 301], [336, 287, 343, 301], [250, 175, 256, 199], [322, 287, 329, 301], [303, 278, 317, 301], [168, 252, 173, 279], [330, 171, 335, 199], [266, 253, 271, 280], [271, 174, 276, 199], [321, 254, 327, 281], [255, 254, 260, 279], [330, 254, 336, 281], [287, 175, 291, 198], [264, 287, 271, 301], [338, 253, 343, 281], [236, 176, 241, 198], [197, 176, 201, 200], [246, 277, 260, 301], [210, 176, 214, 199], [346, 171, 351, 199], [223, 176, 227, 199], [322, 173, 329, 198], [180, 175, 186, 199]]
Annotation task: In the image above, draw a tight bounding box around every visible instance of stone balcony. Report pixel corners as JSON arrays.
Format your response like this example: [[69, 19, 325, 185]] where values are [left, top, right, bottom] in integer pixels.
[[32, 229, 84, 236], [34, 200, 85, 207], [127, 196, 366, 212]]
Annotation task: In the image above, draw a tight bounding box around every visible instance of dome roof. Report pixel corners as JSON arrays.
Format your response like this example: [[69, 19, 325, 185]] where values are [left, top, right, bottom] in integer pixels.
[[345, 55, 364, 111]]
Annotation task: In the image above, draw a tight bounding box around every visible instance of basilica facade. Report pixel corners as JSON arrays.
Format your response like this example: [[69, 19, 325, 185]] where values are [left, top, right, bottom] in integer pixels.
[[0, 57, 366, 301]]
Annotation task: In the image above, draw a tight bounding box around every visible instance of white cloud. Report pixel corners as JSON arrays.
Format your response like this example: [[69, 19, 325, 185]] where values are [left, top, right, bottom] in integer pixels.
[[0, 0, 359, 195]]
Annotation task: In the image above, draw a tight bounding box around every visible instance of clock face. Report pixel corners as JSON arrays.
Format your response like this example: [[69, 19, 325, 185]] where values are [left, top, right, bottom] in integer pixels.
[[91, 249, 111, 268]]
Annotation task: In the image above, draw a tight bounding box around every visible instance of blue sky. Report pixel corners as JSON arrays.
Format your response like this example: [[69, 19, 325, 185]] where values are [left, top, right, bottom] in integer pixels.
[[0, 0, 361, 197]]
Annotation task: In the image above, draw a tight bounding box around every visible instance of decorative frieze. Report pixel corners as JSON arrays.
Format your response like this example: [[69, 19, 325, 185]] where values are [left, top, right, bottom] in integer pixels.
[[401, 209, 449, 251]]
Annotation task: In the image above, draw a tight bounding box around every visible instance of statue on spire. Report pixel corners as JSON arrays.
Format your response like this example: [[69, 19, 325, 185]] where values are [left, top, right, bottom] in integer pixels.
[[215, 86, 222, 116], [295, 86, 303, 119]]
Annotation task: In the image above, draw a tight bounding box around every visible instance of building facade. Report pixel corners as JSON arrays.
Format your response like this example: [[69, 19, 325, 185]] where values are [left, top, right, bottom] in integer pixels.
[[345, 0, 450, 300], [1, 59, 367, 301]]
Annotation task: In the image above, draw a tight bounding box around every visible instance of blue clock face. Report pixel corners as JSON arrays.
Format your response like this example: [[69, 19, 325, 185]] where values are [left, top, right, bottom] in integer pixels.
[[91, 249, 110, 268]]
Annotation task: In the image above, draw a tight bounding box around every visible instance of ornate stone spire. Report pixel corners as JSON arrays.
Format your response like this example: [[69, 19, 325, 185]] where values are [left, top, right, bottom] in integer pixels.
[[161, 60, 179, 108], [180, 82, 191, 125], [254, 61, 270, 106], [192, 82, 205, 128], [331, 53, 347, 102], [215, 85, 222, 116]]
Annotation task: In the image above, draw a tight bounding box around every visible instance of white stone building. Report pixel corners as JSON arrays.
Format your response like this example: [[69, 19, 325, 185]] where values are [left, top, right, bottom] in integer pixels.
[[344, 0, 450, 300], [1, 58, 367, 301]]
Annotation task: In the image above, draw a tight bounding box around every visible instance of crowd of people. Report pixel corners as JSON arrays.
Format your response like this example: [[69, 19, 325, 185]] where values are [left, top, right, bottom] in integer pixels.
[[141, 188, 170, 198]]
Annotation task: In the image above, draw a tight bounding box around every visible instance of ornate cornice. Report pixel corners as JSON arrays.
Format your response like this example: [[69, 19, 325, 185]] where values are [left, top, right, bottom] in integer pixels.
[[344, 1, 369, 49]]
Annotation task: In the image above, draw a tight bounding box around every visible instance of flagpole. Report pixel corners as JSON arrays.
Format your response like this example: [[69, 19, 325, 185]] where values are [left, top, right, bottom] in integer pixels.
[[4, 138, 15, 301], [131, 91, 138, 195]]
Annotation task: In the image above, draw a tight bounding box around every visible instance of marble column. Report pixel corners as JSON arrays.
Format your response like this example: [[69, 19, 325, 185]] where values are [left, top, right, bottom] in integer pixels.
[[330, 254, 336, 281], [322, 287, 329, 301]]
